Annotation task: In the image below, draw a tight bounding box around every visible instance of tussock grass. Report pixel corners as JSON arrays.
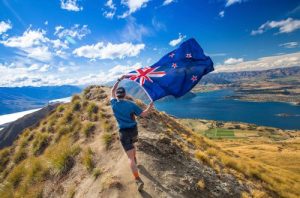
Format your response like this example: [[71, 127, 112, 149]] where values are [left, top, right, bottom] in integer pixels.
[[93, 168, 102, 179], [102, 133, 113, 149], [71, 94, 81, 103], [45, 137, 81, 176], [82, 122, 96, 138], [81, 147, 94, 172], [72, 101, 81, 111], [197, 179, 205, 190], [0, 148, 11, 172], [57, 105, 65, 112], [87, 103, 98, 115], [13, 147, 27, 164], [32, 132, 50, 155]]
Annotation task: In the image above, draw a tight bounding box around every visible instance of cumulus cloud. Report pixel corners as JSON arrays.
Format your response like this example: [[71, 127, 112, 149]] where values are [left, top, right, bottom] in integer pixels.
[[103, 0, 117, 19], [60, 0, 82, 12], [215, 52, 300, 73], [162, 0, 175, 6], [54, 24, 91, 40], [73, 42, 145, 60], [0, 28, 68, 61], [279, 42, 298, 49], [169, 33, 186, 47], [224, 57, 244, 65], [0, 21, 12, 35], [251, 18, 300, 35], [119, 0, 149, 18]]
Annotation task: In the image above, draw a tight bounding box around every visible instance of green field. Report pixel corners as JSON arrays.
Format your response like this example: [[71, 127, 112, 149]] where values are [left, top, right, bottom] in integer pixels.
[[204, 128, 235, 138]]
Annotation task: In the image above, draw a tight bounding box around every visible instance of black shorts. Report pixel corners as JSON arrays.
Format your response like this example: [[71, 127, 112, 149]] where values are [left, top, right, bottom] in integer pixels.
[[119, 126, 138, 151]]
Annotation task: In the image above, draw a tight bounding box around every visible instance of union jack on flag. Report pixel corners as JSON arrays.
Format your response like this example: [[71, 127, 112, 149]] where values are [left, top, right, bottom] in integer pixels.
[[126, 38, 214, 101]]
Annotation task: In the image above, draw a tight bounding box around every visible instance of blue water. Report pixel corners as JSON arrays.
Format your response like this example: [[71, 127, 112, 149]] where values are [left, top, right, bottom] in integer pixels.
[[155, 90, 300, 130]]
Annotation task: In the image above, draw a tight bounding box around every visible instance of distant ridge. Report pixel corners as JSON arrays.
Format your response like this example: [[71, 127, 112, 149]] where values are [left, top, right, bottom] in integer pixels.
[[0, 85, 81, 115], [201, 66, 300, 84]]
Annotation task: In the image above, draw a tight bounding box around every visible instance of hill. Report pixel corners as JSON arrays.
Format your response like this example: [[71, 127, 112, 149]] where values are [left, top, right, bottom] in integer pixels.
[[0, 86, 81, 115], [0, 104, 59, 149], [0, 86, 299, 197]]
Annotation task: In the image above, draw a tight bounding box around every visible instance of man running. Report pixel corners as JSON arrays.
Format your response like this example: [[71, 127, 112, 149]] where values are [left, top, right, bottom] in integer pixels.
[[110, 75, 154, 191]]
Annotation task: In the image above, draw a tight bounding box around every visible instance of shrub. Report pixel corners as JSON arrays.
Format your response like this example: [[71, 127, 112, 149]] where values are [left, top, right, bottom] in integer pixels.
[[102, 133, 113, 149], [83, 123, 96, 138], [81, 147, 94, 172]]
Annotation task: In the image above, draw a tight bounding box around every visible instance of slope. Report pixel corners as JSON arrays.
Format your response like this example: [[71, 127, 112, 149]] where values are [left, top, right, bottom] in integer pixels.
[[0, 86, 283, 198]]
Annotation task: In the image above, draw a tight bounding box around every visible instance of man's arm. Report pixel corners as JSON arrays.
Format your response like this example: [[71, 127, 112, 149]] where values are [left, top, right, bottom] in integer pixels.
[[111, 75, 125, 98], [140, 102, 154, 117]]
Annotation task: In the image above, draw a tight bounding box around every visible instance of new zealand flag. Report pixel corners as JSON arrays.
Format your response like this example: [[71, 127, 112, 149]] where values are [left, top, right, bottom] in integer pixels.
[[126, 38, 214, 101]]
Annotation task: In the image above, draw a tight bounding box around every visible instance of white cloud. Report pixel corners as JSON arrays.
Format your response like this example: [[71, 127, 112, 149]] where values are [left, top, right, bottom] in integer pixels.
[[103, 0, 117, 19], [54, 24, 91, 40], [73, 42, 145, 60], [279, 42, 299, 49], [225, 0, 243, 7], [0, 21, 12, 35], [219, 10, 225, 18], [224, 57, 244, 65], [169, 33, 186, 47], [162, 0, 175, 6], [251, 18, 300, 35], [60, 0, 82, 12], [119, 0, 149, 18], [121, 17, 151, 42], [0, 28, 68, 61], [215, 52, 300, 73]]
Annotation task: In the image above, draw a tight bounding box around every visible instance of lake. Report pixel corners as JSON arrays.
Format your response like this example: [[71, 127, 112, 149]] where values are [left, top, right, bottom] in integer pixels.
[[155, 89, 300, 130]]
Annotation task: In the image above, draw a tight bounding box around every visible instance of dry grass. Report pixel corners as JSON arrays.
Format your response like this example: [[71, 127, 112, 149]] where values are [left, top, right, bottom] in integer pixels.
[[45, 137, 81, 176], [82, 122, 96, 138], [81, 147, 94, 172], [197, 179, 205, 190], [93, 168, 102, 179], [180, 119, 300, 198], [102, 133, 113, 149]]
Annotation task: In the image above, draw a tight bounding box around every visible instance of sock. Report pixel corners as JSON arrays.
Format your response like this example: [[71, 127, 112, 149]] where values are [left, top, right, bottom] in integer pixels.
[[133, 171, 140, 179]]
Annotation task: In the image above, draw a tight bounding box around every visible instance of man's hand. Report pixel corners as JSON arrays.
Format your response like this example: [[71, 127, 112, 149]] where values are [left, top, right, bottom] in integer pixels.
[[140, 101, 154, 117], [112, 74, 127, 98]]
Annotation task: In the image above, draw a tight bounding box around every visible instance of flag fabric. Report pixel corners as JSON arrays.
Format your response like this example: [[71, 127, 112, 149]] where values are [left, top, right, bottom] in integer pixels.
[[126, 38, 214, 101]]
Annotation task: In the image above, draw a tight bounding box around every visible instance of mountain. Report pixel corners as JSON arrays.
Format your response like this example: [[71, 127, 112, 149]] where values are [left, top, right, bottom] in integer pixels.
[[0, 85, 81, 115], [0, 85, 298, 197], [0, 104, 59, 149], [200, 66, 300, 84]]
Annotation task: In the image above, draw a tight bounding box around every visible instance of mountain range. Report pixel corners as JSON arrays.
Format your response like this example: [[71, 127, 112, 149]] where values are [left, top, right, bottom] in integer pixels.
[[0, 85, 81, 115]]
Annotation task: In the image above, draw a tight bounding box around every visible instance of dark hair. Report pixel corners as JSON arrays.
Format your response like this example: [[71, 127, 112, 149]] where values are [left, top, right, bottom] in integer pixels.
[[116, 87, 126, 99]]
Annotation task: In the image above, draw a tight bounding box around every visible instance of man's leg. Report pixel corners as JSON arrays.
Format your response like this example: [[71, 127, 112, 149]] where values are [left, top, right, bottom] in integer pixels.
[[125, 148, 139, 179], [133, 144, 137, 164]]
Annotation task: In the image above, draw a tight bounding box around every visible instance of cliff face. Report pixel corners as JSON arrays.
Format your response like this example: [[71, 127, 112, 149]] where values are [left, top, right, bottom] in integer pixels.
[[0, 86, 276, 198]]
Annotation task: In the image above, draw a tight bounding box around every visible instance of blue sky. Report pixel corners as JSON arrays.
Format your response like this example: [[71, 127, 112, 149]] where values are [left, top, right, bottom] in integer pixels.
[[0, 0, 300, 86]]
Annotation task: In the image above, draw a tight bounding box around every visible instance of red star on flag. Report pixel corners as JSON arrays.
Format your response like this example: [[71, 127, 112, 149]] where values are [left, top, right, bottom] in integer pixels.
[[172, 63, 177, 68], [186, 53, 192, 58], [191, 75, 197, 82], [169, 53, 175, 58]]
